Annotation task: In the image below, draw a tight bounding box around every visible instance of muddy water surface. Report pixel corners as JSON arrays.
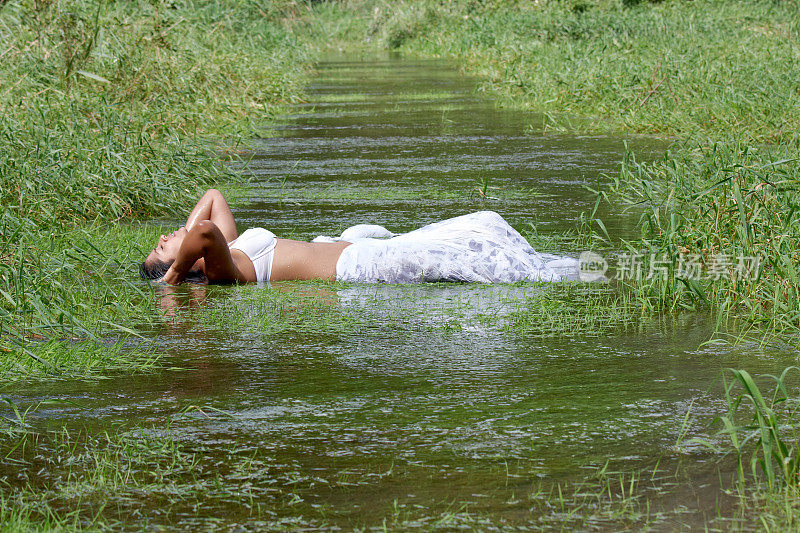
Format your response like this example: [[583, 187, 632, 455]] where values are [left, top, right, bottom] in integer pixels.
[[5, 55, 797, 530]]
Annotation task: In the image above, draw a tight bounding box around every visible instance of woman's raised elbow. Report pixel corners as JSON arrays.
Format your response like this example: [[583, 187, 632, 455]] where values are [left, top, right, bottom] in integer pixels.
[[192, 220, 220, 240], [204, 188, 223, 200]]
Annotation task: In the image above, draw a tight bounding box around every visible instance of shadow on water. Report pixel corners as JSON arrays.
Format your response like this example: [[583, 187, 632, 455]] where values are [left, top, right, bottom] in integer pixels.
[[2, 54, 793, 529]]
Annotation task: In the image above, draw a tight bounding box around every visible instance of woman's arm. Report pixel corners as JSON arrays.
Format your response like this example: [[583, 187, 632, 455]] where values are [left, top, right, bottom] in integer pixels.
[[162, 221, 241, 285], [185, 189, 238, 242]]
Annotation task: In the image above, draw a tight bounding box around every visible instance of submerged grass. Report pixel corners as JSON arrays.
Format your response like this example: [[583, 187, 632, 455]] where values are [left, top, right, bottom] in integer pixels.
[[689, 367, 800, 529], [256, 181, 543, 202], [180, 280, 644, 339], [701, 368, 800, 490], [509, 282, 640, 337], [0, 425, 212, 529], [0, 405, 743, 530]]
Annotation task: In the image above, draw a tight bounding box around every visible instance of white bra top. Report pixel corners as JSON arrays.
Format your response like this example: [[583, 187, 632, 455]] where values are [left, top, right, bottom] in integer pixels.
[[228, 228, 277, 282]]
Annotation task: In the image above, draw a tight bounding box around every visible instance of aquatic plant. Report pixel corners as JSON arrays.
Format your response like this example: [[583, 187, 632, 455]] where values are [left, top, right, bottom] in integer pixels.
[[701, 368, 800, 490], [607, 139, 800, 340], [469, 176, 500, 201]]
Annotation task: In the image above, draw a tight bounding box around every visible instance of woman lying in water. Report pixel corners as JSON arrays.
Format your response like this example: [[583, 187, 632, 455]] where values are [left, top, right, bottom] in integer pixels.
[[140, 189, 579, 285]]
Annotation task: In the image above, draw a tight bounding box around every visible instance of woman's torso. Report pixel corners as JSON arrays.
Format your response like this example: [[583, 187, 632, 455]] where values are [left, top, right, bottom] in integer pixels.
[[270, 239, 352, 282], [229, 238, 351, 282]]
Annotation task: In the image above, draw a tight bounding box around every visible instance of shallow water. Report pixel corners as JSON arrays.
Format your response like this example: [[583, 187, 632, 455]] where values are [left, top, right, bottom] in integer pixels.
[[3, 54, 797, 529], [237, 55, 661, 241]]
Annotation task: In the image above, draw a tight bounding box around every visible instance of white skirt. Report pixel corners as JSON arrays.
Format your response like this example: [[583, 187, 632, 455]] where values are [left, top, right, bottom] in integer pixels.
[[320, 211, 578, 283]]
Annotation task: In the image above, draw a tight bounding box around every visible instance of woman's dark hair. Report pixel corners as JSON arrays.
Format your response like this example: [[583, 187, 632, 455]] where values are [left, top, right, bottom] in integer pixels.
[[140, 259, 172, 280], [139, 259, 208, 283]]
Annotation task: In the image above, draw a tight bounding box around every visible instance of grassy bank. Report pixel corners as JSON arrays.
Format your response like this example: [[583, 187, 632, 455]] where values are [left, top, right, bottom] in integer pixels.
[[0, 0, 312, 377], [309, 0, 799, 142]]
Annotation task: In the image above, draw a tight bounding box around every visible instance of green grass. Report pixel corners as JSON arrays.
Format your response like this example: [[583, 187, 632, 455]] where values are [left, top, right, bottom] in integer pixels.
[[508, 282, 641, 336], [308, 0, 800, 143], [2, 219, 195, 380], [684, 368, 800, 530], [0, 425, 211, 530], [606, 139, 800, 341], [699, 368, 800, 490], [181, 279, 644, 339], [0, 340, 160, 383], [0, 0, 313, 377], [4, 1, 800, 527], [257, 181, 543, 202]]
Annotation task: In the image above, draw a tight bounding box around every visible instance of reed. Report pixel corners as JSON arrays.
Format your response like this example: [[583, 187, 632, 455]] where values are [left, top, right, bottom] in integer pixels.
[[608, 138, 800, 341], [699, 368, 800, 490], [686, 367, 800, 529]]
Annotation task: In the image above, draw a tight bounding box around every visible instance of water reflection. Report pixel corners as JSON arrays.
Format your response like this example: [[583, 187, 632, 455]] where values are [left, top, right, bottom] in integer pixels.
[[155, 284, 208, 319]]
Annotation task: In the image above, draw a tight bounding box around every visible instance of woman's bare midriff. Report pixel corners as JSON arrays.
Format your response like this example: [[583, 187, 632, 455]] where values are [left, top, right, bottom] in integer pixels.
[[270, 239, 352, 281]]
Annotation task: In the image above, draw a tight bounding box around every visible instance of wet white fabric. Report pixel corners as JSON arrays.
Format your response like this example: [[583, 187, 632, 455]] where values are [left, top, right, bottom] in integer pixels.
[[312, 224, 395, 243], [229, 228, 277, 282], [332, 211, 579, 283]]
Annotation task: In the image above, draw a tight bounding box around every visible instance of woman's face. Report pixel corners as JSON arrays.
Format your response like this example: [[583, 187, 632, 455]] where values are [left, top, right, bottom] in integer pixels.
[[146, 226, 188, 265]]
